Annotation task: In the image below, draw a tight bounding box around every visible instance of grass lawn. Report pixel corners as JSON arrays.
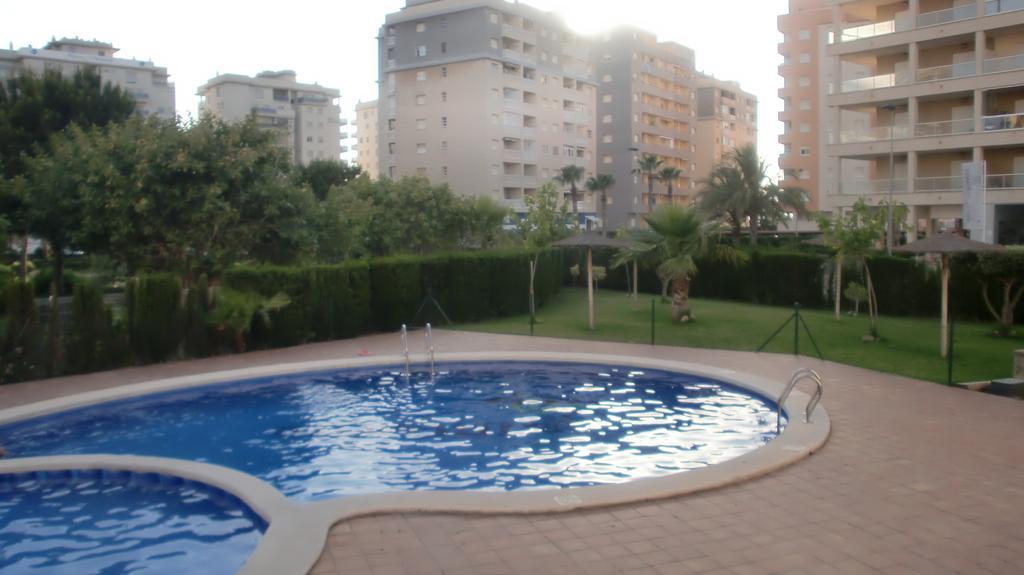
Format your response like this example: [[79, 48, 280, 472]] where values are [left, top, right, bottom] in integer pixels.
[[456, 287, 1024, 385]]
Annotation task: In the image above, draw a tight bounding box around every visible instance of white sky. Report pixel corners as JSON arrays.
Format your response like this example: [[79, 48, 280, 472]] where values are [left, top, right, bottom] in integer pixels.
[[2, 0, 787, 173]]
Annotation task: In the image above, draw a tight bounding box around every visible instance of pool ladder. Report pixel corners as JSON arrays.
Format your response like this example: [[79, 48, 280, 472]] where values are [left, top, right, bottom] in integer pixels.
[[399, 323, 436, 379], [777, 368, 823, 433]]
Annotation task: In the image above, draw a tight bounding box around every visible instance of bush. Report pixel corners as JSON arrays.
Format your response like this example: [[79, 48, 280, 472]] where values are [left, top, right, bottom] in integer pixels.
[[0, 281, 43, 383], [66, 281, 124, 373], [127, 274, 182, 363], [183, 275, 213, 357], [369, 256, 423, 331], [31, 268, 80, 297]]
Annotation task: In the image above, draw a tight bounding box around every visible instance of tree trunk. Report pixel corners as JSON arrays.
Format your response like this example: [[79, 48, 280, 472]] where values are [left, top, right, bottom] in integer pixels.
[[863, 259, 879, 339], [982, 278, 1024, 337], [659, 271, 670, 302], [667, 182, 673, 204], [571, 184, 579, 217], [647, 176, 655, 212], [834, 256, 843, 320], [19, 235, 28, 281], [749, 216, 759, 248], [670, 275, 692, 321]]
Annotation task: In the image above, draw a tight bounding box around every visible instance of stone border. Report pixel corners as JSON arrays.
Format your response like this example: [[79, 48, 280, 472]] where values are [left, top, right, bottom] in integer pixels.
[[0, 352, 831, 575]]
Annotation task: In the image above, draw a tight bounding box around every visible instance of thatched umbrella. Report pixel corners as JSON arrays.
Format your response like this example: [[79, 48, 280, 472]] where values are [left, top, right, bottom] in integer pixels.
[[896, 234, 1003, 357], [553, 233, 635, 330]]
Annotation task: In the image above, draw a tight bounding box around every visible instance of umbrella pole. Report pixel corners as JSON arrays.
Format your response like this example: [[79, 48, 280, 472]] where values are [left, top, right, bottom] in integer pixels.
[[941, 254, 950, 358], [587, 248, 595, 330]]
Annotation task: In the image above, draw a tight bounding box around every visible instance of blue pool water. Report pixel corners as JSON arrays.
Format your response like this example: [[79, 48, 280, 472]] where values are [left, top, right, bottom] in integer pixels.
[[0, 362, 782, 501], [0, 470, 264, 574]]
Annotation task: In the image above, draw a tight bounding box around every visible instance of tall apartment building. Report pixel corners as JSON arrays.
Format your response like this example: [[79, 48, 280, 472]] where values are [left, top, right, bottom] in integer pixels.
[[355, 100, 380, 179], [198, 70, 342, 165], [0, 38, 175, 120], [778, 1, 834, 213], [594, 28, 698, 228], [378, 0, 597, 220], [784, 0, 1024, 243], [695, 75, 758, 183]]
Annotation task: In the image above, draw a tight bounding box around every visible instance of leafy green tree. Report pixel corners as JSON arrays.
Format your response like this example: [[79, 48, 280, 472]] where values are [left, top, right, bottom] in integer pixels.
[[0, 67, 135, 279], [517, 183, 570, 322], [456, 196, 510, 249], [208, 289, 291, 353], [634, 154, 663, 212], [818, 199, 889, 339], [975, 248, 1024, 336], [554, 164, 585, 221], [292, 159, 362, 201], [626, 206, 744, 321], [584, 174, 614, 234], [657, 166, 682, 204]]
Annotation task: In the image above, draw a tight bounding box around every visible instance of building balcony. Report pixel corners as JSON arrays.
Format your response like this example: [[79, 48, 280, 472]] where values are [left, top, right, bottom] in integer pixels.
[[502, 49, 536, 66], [915, 118, 975, 137], [915, 176, 963, 193], [987, 0, 1024, 15], [982, 112, 1024, 131], [916, 61, 976, 82], [984, 52, 1024, 74], [840, 70, 911, 93], [838, 178, 908, 194], [917, 3, 976, 28], [988, 172, 1024, 189]]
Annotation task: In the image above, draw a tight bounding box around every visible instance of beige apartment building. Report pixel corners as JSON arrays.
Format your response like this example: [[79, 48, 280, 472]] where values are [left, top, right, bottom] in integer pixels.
[[0, 38, 175, 120], [198, 70, 342, 165], [355, 100, 380, 179], [783, 0, 1024, 243], [593, 28, 699, 228], [378, 0, 597, 221], [695, 74, 758, 184]]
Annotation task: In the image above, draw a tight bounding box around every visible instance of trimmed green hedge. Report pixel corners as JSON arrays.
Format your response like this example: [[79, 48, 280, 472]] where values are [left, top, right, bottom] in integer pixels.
[[127, 274, 183, 363]]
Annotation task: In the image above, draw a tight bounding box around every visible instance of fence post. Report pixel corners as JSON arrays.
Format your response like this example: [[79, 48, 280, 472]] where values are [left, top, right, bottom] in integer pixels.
[[793, 302, 800, 356], [650, 299, 655, 345]]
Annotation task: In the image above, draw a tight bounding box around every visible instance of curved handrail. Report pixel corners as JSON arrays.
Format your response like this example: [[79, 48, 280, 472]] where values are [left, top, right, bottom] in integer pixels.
[[777, 368, 824, 433], [425, 323, 435, 378], [400, 324, 411, 377]]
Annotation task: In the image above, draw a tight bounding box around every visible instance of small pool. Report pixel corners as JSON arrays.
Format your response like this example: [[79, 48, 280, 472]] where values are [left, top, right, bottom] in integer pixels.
[[0, 362, 782, 501], [0, 470, 264, 575]]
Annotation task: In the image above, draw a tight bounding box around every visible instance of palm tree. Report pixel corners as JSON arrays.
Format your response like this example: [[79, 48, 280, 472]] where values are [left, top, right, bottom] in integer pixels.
[[729, 145, 769, 247], [627, 206, 745, 321], [633, 154, 663, 213], [657, 166, 682, 205], [585, 173, 615, 234], [554, 164, 585, 223]]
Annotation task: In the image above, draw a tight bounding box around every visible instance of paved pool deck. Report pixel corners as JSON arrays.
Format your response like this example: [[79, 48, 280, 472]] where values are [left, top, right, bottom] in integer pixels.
[[2, 330, 1022, 574]]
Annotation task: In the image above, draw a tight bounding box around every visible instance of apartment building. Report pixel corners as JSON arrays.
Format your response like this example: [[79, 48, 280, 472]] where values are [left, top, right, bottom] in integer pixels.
[[378, 0, 597, 220], [778, 1, 834, 213], [695, 75, 758, 183], [798, 0, 1024, 243], [198, 70, 342, 165], [594, 28, 698, 228], [355, 100, 380, 179], [0, 38, 175, 120]]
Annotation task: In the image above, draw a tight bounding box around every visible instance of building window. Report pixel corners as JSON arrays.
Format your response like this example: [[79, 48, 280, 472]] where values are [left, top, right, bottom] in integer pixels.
[[798, 29, 811, 40], [490, 12, 499, 24], [602, 154, 613, 165], [416, 71, 427, 81], [441, 140, 448, 151], [490, 38, 499, 49], [799, 123, 811, 133], [602, 134, 612, 143], [441, 91, 447, 102], [799, 99, 812, 110], [416, 94, 427, 105], [442, 67, 448, 77], [306, 136, 313, 143], [417, 143, 427, 154], [416, 22, 426, 32], [416, 45, 427, 57], [602, 94, 612, 103], [800, 147, 812, 156], [602, 114, 612, 124], [799, 77, 810, 87], [441, 42, 447, 54], [442, 166, 448, 176], [388, 119, 396, 130], [388, 142, 396, 154], [416, 118, 426, 130], [799, 52, 810, 64], [442, 116, 448, 127], [389, 166, 397, 178]]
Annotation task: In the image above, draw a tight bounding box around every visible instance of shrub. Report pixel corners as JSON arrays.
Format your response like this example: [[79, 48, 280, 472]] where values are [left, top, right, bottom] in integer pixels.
[[0, 281, 43, 383], [369, 256, 423, 331], [127, 274, 182, 363], [31, 268, 80, 297], [183, 275, 213, 357], [66, 280, 123, 373]]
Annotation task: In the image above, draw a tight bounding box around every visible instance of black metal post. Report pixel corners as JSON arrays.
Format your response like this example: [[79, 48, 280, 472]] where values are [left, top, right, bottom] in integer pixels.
[[794, 303, 800, 357]]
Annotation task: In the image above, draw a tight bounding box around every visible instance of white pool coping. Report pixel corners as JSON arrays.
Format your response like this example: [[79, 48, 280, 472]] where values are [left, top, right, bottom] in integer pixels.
[[0, 352, 831, 575]]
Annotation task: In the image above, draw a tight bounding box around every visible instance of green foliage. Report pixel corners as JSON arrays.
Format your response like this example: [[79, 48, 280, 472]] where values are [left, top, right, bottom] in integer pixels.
[[31, 269, 80, 297], [183, 275, 212, 358], [0, 281, 42, 383], [127, 274, 182, 363], [554, 165, 585, 216], [584, 174, 615, 233], [292, 159, 361, 201], [974, 247, 1024, 335], [517, 183, 570, 250], [207, 289, 291, 352], [66, 281, 123, 373]]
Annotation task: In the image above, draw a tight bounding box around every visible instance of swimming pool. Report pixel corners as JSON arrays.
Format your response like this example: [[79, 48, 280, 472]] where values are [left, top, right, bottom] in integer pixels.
[[0, 362, 781, 501], [0, 469, 264, 575], [0, 352, 830, 575]]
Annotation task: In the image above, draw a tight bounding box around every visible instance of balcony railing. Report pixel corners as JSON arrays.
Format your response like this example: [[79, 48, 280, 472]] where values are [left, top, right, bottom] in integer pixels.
[[839, 20, 896, 42], [917, 3, 976, 27], [917, 61, 976, 82], [983, 112, 1024, 131], [988, 173, 1024, 189], [839, 178, 908, 194], [915, 118, 974, 137], [984, 52, 1024, 74], [915, 176, 963, 192], [986, 0, 1024, 15], [840, 71, 911, 93], [837, 124, 912, 143]]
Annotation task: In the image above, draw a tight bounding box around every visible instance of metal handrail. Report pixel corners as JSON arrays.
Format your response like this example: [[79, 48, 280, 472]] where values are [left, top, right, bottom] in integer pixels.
[[400, 324, 411, 377], [777, 368, 824, 433], [425, 323, 436, 378]]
